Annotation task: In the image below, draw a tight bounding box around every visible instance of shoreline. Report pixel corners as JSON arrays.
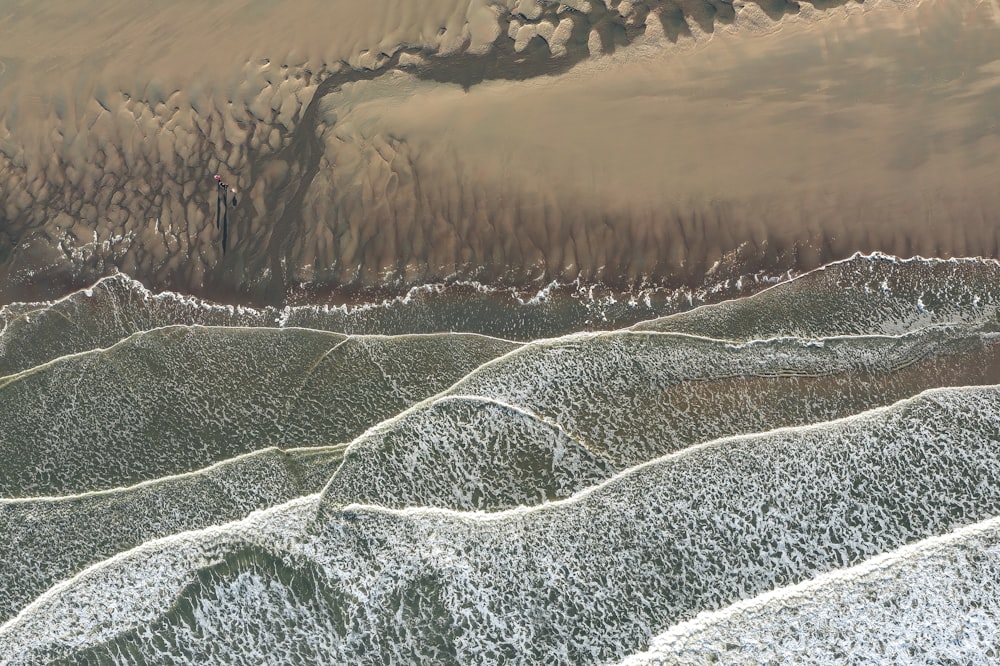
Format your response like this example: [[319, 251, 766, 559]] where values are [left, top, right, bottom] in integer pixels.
[[1, 0, 996, 313]]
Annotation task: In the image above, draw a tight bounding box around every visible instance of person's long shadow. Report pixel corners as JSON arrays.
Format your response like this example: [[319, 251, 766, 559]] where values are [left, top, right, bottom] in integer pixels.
[[216, 181, 230, 254]]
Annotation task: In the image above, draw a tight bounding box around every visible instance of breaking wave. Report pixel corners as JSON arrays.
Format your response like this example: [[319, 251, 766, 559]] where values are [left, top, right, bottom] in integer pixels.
[[4, 253, 1000, 662]]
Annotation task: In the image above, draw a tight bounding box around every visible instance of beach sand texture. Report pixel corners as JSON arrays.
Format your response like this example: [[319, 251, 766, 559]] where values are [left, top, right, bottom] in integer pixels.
[[0, 0, 997, 304]]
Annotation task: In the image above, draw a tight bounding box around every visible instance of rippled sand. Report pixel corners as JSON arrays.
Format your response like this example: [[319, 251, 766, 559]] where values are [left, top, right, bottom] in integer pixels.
[[1, 0, 997, 304]]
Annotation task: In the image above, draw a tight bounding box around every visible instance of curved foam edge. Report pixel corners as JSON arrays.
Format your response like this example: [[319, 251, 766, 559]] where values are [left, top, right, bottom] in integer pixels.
[[0, 443, 347, 506], [0, 444, 347, 623], [341, 381, 1000, 523], [631, 252, 1000, 339], [320, 394, 615, 511], [2, 381, 997, 660], [0, 325, 518, 498], [616, 512, 1000, 664], [0, 495, 320, 648]]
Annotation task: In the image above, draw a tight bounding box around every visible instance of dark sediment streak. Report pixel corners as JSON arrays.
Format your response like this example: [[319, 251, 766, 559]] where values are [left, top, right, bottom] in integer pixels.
[[0, 0, 996, 307]]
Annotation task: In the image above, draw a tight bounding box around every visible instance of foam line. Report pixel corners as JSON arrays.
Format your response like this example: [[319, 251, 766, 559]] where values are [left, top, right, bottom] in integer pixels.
[[338, 382, 1000, 523], [6, 382, 1000, 662], [0, 444, 347, 506], [617, 513, 1000, 664]]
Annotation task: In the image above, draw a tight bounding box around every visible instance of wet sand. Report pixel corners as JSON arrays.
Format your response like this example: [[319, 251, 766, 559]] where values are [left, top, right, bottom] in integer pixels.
[[0, 0, 997, 305]]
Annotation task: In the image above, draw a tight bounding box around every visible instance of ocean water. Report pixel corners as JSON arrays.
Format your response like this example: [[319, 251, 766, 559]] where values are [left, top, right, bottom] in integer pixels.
[[619, 514, 1000, 664], [0, 326, 515, 496], [0, 445, 347, 623], [3, 254, 1000, 663]]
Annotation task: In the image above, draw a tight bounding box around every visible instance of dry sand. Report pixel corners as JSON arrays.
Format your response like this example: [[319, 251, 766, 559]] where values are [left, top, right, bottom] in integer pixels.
[[0, 0, 997, 304]]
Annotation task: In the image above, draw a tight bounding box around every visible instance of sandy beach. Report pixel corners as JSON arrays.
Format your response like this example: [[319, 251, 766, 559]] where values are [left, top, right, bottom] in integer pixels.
[[0, 0, 997, 305]]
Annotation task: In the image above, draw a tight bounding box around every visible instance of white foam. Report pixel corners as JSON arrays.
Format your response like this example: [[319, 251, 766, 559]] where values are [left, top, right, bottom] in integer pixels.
[[0, 445, 346, 624], [632, 253, 1000, 340], [0, 326, 515, 497], [7, 385, 1000, 662], [619, 514, 1000, 664], [322, 394, 614, 511]]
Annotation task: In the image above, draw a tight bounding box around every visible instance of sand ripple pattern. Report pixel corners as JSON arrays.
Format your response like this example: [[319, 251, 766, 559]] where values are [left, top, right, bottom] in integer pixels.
[[3, 0, 997, 304]]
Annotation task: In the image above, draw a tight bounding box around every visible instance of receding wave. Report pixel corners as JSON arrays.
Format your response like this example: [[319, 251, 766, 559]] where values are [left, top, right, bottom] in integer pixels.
[[635, 253, 1000, 340], [7, 253, 999, 377], [0, 271, 750, 363]]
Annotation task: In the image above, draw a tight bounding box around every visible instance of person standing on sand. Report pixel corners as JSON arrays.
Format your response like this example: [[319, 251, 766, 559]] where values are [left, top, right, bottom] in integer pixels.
[[214, 175, 228, 230]]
